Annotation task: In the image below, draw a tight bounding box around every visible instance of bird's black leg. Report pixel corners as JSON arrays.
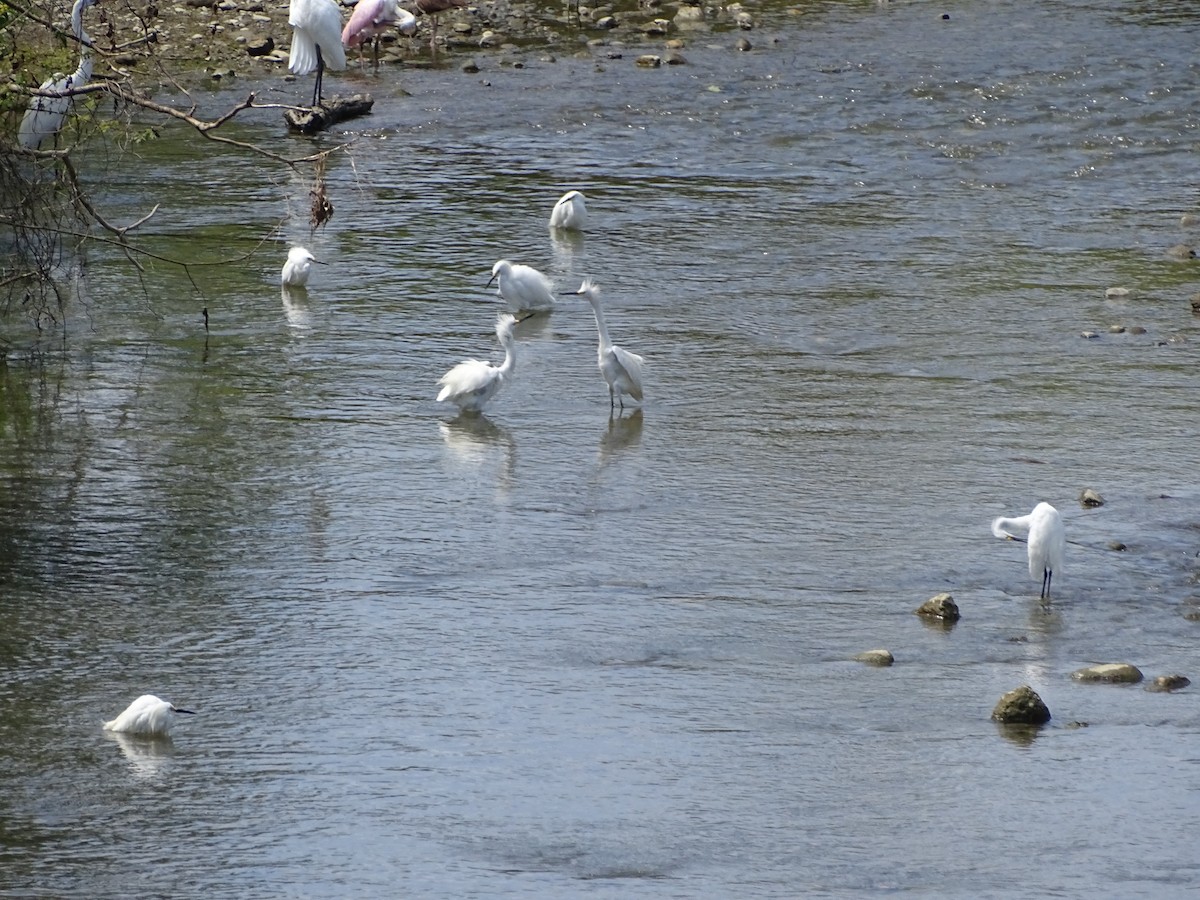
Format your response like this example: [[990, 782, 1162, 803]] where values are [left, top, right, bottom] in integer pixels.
[[1041, 568, 1051, 600], [312, 44, 325, 106]]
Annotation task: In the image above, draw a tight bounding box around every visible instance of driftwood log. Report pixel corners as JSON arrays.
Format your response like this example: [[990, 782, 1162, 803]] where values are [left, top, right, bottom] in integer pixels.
[[284, 94, 374, 134]]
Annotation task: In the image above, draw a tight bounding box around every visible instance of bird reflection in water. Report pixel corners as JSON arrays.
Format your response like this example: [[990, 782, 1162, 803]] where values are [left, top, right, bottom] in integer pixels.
[[281, 286, 313, 330], [106, 731, 178, 780], [439, 412, 517, 493], [598, 408, 643, 465]]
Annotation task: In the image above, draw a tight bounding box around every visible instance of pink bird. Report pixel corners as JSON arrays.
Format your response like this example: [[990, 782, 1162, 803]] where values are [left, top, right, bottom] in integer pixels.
[[342, 0, 417, 70]]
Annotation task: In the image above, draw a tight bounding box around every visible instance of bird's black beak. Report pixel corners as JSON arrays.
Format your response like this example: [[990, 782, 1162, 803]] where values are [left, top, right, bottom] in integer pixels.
[[514, 312, 536, 323], [173, 707, 197, 715], [485, 274, 498, 289]]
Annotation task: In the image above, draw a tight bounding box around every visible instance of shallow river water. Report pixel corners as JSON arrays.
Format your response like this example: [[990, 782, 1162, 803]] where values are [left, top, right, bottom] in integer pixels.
[[3, 0, 1200, 896]]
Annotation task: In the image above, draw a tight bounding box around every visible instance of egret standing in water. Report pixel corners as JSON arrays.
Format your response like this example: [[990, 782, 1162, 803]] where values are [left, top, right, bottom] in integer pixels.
[[437, 314, 520, 412], [103, 695, 196, 737], [549, 190, 588, 231], [342, 0, 417, 70], [487, 259, 556, 314], [18, 0, 97, 150], [288, 0, 347, 106], [281, 246, 319, 287], [572, 278, 645, 410], [991, 501, 1065, 599]]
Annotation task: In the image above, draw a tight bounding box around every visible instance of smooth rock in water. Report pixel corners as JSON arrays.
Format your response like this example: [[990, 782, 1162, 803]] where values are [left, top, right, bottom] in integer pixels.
[[1189, 293, 1200, 312], [1145, 674, 1190, 693], [1166, 243, 1196, 260], [665, 51, 687, 65], [636, 54, 662, 67], [1080, 330, 1099, 339], [991, 684, 1051, 725], [915, 592, 960, 621], [1108, 325, 1126, 334], [854, 649, 894, 667], [245, 33, 274, 57], [1107, 540, 1127, 551], [1079, 488, 1104, 508], [735, 36, 752, 51], [1071, 663, 1144, 684], [1128, 325, 1147, 335], [1105, 286, 1133, 299], [735, 10, 753, 28], [1182, 213, 1199, 227], [595, 15, 617, 28]]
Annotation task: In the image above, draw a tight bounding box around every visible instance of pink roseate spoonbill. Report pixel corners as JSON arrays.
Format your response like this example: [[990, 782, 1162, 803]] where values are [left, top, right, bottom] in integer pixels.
[[342, 0, 417, 71], [571, 279, 646, 410], [437, 314, 520, 413], [289, 0, 347, 107], [991, 501, 1066, 600], [103, 695, 196, 737], [413, 0, 469, 52], [18, 0, 97, 150], [549, 190, 588, 231], [486, 259, 555, 314], [281, 246, 320, 287]]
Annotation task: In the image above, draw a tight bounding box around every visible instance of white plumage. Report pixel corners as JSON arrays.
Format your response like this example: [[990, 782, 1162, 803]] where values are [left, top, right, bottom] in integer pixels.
[[437, 314, 519, 412], [573, 278, 645, 409], [103, 694, 196, 737], [549, 190, 588, 231], [18, 0, 97, 150], [991, 501, 1065, 599], [281, 246, 317, 286], [486, 259, 556, 313], [288, 0, 347, 105]]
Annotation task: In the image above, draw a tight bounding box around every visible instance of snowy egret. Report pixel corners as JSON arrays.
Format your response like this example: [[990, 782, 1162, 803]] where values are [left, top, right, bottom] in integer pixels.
[[571, 279, 646, 409], [487, 259, 556, 314], [342, 0, 417, 70], [281, 246, 318, 287], [991, 501, 1065, 600], [437, 313, 520, 412], [103, 694, 196, 737], [413, 0, 469, 51], [289, 0, 347, 106], [549, 190, 588, 231], [18, 0, 97, 150]]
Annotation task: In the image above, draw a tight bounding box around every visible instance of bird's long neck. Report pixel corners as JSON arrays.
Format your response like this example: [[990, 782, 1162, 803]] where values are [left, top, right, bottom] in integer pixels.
[[498, 335, 516, 378], [69, 0, 92, 84], [589, 300, 613, 355]]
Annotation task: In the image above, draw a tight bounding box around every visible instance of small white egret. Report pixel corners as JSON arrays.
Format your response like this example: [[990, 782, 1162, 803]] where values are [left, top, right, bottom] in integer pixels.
[[18, 0, 97, 150], [281, 246, 318, 287], [437, 313, 521, 412], [342, 0, 417, 70], [289, 0, 348, 106], [103, 694, 196, 737], [487, 259, 556, 314], [572, 278, 646, 410], [549, 190, 588, 231], [991, 501, 1065, 600]]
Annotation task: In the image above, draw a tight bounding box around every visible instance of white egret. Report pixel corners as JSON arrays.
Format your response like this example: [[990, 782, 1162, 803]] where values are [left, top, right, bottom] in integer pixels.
[[18, 0, 97, 151], [281, 246, 318, 287], [289, 0, 348, 107], [487, 259, 556, 314], [103, 694, 196, 737], [991, 501, 1065, 600], [572, 278, 646, 410], [342, 0, 417, 70], [437, 313, 520, 412], [549, 190, 588, 231]]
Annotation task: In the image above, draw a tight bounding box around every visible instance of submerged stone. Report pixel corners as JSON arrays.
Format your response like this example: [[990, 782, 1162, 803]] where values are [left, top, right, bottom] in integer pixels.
[[991, 685, 1051, 725], [1079, 488, 1104, 507], [853, 649, 894, 667], [915, 592, 960, 621], [1071, 663, 1143, 684], [1145, 674, 1190, 693]]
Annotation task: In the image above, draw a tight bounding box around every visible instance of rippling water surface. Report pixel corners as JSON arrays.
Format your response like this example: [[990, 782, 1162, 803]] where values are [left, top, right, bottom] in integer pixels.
[[3, 0, 1200, 896]]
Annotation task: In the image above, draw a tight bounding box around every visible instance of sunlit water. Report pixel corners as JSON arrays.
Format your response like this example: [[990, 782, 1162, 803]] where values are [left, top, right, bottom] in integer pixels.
[[3, 0, 1200, 896]]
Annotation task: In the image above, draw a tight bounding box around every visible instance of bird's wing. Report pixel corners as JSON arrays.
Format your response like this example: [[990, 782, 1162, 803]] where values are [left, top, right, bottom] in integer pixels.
[[342, 0, 383, 43], [437, 359, 495, 401], [507, 267, 555, 309], [18, 75, 73, 150], [610, 345, 646, 399]]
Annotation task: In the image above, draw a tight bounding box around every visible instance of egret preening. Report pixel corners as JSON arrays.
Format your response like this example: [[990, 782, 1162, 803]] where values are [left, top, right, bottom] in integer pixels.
[[991, 501, 1065, 600], [18, 0, 97, 151], [413, 0, 469, 51], [342, 0, 417, 70], [103, 695, 196, 737], [289, 0, 348, 106], [549, 190, 588, 231], [487, 259, 556, 314], [281, 246, 318, 287], [572, 278, 646, 410], [437, 314, 520, 412]]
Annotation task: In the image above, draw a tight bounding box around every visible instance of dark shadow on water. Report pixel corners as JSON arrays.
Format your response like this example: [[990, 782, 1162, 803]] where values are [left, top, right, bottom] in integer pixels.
[[598, 408, 643, 464]]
